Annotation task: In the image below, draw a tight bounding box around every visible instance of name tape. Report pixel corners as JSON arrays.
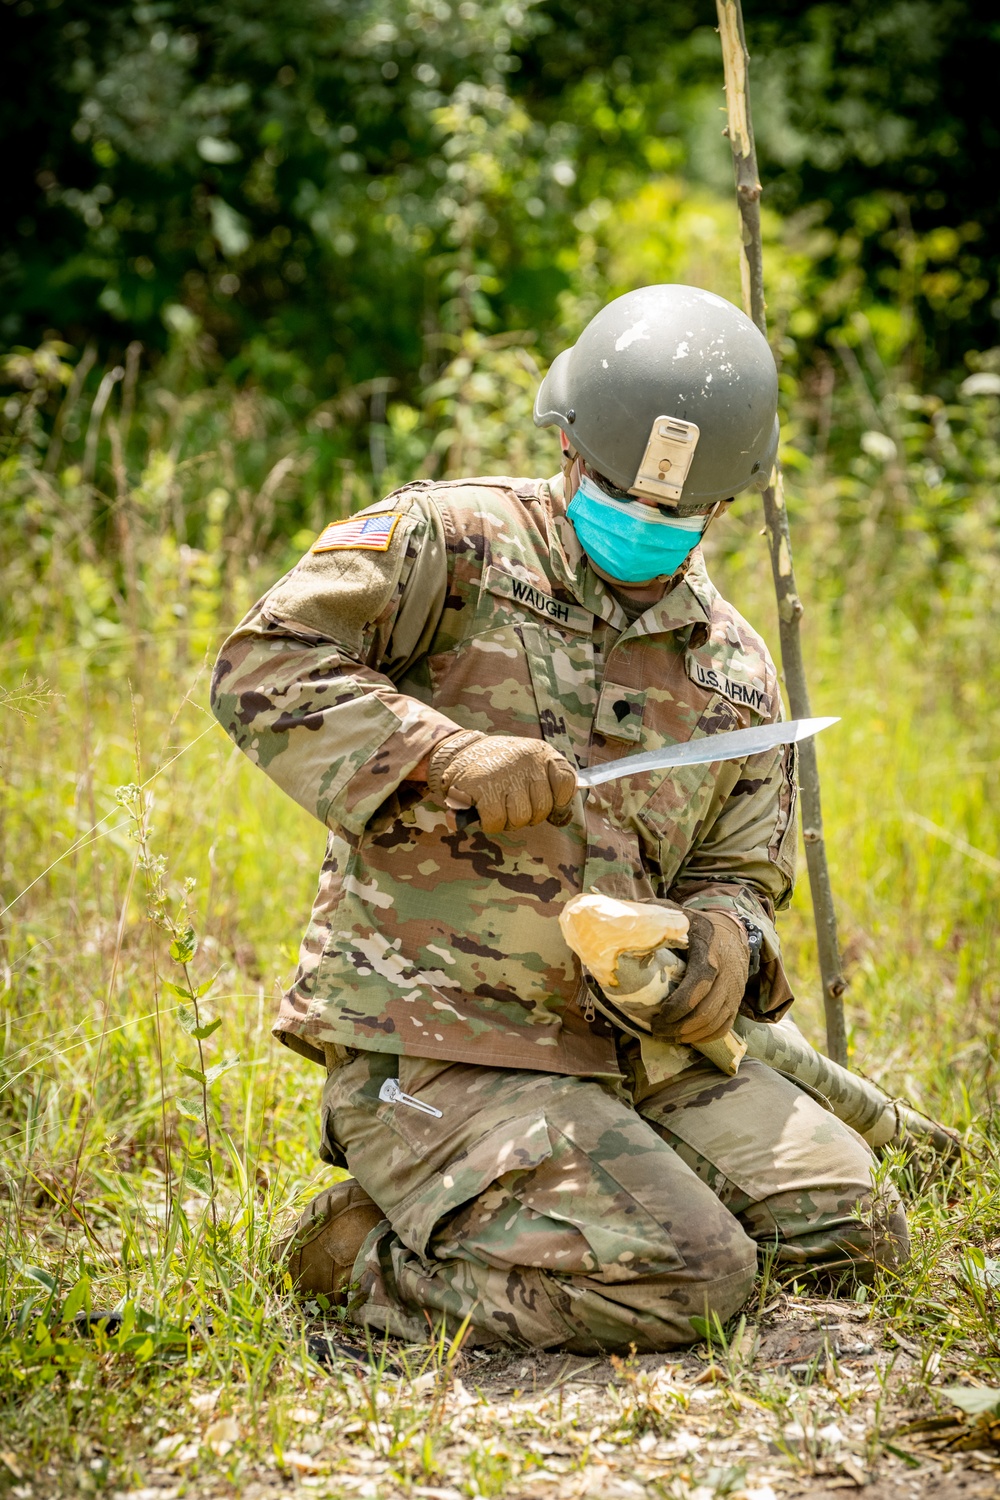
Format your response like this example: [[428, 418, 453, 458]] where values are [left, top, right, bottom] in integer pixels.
[[485, 566, 592, 633]]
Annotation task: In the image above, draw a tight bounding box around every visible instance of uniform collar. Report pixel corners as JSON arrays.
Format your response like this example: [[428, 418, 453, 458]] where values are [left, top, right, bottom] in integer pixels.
[[639, 548, 716, 636], [542, 473, 715, 636]]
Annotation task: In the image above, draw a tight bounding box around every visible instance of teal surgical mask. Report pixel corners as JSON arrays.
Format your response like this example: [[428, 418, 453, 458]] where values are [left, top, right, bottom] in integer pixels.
[[568, 474, 711, 584]]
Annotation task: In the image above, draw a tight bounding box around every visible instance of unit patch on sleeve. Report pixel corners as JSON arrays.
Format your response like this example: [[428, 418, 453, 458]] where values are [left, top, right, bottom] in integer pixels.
[[686, 656, 772, 717], [312, 513, 402, 553]]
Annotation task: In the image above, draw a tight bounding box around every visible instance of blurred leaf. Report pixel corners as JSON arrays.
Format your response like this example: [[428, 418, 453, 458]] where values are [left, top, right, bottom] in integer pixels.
[[204, 1057, 240, 1085], [941, 1385, 1000, 1419], [210, 199, 251, 258], [16, 1264, 56, 1293], [177, 1004, 222, 1040], [60, 1278, 90, 1323], [959, 1252, 1000, 1290]]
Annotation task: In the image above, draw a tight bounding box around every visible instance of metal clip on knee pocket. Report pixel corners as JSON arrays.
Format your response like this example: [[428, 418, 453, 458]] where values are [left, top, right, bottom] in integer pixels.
[[378, 1077, 444, 1118]]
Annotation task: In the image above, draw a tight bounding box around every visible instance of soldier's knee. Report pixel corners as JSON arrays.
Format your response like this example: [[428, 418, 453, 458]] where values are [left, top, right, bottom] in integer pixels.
[[653, 1226, 758, 1333], [689, 1252, 758, 1325], [768, 1180, 910, 1284], [558, 1237, 757, 1353]]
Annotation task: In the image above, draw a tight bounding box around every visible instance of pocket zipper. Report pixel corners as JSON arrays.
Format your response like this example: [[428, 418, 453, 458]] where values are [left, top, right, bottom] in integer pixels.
[[378, 1077, 444, 1118]]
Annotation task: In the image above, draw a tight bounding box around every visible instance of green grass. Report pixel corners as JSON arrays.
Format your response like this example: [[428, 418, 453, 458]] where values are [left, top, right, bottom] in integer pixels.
[[1, 442, 999, 1495], [717, 510, 1000, 1128]]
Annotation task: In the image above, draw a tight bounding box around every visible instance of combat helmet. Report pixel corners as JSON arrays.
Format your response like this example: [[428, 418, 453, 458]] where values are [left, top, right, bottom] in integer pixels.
[[534, 284, 779, 512]]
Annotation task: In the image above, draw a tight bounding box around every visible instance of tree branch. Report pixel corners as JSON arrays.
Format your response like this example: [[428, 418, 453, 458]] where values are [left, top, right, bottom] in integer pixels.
[[716, 0, 849, 1065]]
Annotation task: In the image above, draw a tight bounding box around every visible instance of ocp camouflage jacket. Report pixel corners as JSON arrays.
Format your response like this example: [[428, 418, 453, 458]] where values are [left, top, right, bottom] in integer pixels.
[[210, 475, 797, 1077]]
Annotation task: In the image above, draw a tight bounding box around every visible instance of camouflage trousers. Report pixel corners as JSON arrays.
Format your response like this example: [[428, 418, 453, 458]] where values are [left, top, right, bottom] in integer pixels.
[[320, 1046, 908, 1352]]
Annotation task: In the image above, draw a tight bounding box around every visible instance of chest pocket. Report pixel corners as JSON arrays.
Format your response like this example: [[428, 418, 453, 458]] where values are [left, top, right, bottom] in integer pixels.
[[597, 681, 744, 886], [427, 625, 540, 735], [428, 620, 595, 767], [633, 681, 759, 888], [519, 621, 596, 766]]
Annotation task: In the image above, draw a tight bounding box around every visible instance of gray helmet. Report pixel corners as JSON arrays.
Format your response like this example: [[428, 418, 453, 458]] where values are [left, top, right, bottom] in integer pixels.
[[533, 284, 779, 510]]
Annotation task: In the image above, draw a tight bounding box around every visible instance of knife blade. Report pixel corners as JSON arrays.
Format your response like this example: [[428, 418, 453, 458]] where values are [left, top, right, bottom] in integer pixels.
[[576, 715, 839, 788], [451, 716, 839, 830]]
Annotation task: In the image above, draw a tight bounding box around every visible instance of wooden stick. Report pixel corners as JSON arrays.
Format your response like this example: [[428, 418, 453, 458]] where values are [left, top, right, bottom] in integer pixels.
[[715, 0, 849, 1065]]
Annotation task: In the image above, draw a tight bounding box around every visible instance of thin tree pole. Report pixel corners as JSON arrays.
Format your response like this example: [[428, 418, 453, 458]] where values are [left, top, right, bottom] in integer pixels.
[[715, 0, 849, 1065]]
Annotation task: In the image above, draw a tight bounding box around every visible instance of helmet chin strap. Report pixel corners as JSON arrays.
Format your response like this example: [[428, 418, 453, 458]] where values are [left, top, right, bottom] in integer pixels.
[[559, 434, 585, 499], [698, 499, 724, 538]]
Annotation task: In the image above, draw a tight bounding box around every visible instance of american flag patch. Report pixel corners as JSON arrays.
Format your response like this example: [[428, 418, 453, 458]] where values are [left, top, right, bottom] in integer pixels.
[[311, 513, 402, 553]]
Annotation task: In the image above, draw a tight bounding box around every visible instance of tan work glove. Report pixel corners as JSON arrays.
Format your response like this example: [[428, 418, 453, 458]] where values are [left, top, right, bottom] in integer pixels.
[[647, 909, 749, 1044], [428, 730, 577, 834]]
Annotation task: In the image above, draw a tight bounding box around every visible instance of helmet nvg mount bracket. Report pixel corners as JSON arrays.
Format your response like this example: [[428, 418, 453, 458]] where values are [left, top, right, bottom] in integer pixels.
[[633, 415, 701, 503], [534, 284, 779, 512]]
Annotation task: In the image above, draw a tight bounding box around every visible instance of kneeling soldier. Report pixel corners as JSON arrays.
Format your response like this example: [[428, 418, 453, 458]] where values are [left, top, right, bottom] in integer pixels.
[[211, 284, 907, 1350]]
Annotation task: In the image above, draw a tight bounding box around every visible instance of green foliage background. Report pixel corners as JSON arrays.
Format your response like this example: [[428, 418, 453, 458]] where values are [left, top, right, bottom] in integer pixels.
[[3, 0, 999, 570], [1, 7, 1000, 1488], [6, 0, 999, 393]]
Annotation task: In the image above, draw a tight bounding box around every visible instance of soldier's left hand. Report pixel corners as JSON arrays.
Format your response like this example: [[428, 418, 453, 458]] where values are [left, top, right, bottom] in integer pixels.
[[647, 910, 749, 1043]]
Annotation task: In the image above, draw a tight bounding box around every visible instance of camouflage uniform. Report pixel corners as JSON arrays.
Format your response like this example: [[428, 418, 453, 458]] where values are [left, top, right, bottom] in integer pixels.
[[211, 475, 906, 1348], [322, 1049, 905, 1350]]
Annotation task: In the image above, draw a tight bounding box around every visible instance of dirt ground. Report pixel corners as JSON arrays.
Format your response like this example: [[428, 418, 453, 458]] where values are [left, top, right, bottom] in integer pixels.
[[419, 1291, 1000, 1500], [146, 1288, 995, 1500]]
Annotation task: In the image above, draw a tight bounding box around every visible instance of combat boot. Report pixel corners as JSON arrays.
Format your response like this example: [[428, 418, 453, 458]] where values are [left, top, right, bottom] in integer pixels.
[[275, 1179, 385, 1298]]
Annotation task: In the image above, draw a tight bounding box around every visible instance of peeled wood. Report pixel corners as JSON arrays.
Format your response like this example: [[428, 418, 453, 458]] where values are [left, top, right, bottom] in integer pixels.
[[695, 1028, 748, 1077], [559, 893, 747, 1075], [715, 0, 849, 1064], [558, 899, 959, 1155], [558, 893, 689, 990]]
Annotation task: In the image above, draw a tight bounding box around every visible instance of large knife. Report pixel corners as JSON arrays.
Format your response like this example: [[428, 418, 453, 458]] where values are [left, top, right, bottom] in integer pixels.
[[576, 715, 839, 788], [453, 716, 838, 828]]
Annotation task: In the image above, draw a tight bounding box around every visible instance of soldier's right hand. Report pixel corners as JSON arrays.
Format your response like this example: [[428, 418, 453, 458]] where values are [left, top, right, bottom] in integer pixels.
[[428, 730, 577, 834]]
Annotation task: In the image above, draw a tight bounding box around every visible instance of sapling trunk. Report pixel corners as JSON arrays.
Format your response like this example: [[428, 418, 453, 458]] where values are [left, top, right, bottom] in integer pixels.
[[715, 0, 849, 1065]]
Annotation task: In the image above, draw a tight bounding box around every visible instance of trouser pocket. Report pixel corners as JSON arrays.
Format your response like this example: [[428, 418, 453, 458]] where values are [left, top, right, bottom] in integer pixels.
[[325, 1055, 691, 1278]]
